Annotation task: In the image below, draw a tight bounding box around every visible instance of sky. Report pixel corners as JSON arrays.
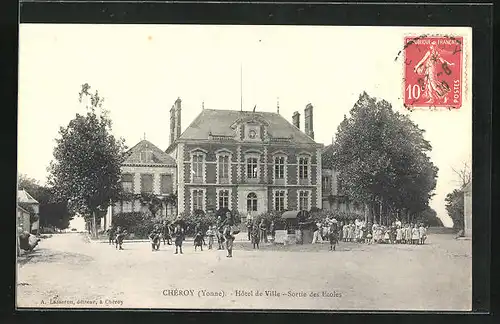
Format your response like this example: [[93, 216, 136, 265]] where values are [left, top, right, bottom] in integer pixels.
[[18, 24, 472, 227]]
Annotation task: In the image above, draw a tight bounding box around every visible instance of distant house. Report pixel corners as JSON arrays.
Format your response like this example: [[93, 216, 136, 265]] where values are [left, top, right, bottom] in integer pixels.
[[17, 189, 40, 234], [104, 139, 177, 229], [17, 205, 31, 233], [463, 181, 472, 237]]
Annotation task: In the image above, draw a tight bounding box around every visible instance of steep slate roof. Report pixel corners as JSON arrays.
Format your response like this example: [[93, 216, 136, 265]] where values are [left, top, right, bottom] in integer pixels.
[[123, 140, 176, 165], [17, 189, 39, 204], [179, 109, 317, 144]]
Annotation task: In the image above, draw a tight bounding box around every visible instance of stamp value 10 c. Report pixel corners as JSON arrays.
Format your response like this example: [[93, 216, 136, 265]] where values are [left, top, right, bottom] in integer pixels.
[[403, 36, 463, 109]]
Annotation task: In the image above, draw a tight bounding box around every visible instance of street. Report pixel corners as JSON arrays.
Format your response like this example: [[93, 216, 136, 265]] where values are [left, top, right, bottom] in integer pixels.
[[16, 232, 471, 310]]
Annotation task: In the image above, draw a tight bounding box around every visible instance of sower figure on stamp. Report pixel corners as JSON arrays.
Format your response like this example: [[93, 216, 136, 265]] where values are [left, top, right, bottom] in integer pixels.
[[413, 41, 455, 104], [174, 224, 185, 254]]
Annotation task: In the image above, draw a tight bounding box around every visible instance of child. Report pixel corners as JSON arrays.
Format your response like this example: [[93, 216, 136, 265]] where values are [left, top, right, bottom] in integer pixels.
[[174, 224, 185, 254], [396, 226, 402, 244], [366, 230, 373, 244], [194, 231, 204, 251], [411, 224, 420, 245], [401, 224, 406, 244], [383, 227, 390, 244], [328, 223, 339, 251], [206, 226, 215, 250], [115, 226, 126, 250], [149, 226, 161, 251], [342, 223, 348, 242], [107, 226, 115, 245], [251, 224, 260, 249], [353, 225, 360, 243], [406, 224, 413, 245], [419, 223, 427, 245], [346, 222, 353, 242]]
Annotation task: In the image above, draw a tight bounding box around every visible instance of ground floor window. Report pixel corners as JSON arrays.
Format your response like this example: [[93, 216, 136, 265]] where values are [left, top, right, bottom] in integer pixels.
[[192, 189, 204, 212], [247, 192, 257, 212], [218, 189, 230, 209], [274, 190, 286, 211], [299, 190, 309, 211]]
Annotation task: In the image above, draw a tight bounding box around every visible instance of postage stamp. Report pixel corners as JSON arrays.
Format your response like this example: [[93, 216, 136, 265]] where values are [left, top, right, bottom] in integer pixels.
[[403, 36, 463, 109]]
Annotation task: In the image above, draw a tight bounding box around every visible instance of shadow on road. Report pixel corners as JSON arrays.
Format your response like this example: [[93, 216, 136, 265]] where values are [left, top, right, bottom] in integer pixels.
[[17, 248, 94, 267]]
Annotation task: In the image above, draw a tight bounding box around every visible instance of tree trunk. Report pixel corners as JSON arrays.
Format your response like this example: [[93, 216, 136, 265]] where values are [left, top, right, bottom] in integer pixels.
[[92, 210, 97, 238], [379, 199, 383, 225]]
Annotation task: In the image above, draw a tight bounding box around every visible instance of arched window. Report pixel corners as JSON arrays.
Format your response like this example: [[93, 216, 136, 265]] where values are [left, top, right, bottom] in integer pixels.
[[247, 192, 258, 212]]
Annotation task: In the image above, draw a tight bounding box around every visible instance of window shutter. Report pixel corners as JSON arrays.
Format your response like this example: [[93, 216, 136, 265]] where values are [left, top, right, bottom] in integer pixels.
[[161, 174, 173, 194]]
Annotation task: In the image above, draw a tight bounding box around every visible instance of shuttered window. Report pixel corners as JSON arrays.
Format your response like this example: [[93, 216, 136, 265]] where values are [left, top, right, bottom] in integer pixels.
[[161, 174, 173, 194], [141, 174, 153, 193]]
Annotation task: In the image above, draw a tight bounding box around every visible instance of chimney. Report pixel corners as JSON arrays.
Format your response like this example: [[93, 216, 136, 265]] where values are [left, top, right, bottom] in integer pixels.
[[292, 111, 300, 129], [169, 105, 176, 145], [175, 97, 182, 141], [304, 103, 314, 139]]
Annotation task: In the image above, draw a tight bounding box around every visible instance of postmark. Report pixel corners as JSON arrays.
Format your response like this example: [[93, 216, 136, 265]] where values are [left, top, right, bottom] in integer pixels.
[[402, 35, 463, 110]]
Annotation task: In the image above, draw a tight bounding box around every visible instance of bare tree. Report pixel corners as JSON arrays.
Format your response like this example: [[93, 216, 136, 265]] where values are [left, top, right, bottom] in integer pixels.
[[451, 160, 472, 189]]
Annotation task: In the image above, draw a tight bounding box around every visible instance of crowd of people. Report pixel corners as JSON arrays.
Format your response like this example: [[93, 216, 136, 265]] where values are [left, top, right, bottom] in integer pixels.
[[106, 212, 239, 258], [311, 218, 428, 245]]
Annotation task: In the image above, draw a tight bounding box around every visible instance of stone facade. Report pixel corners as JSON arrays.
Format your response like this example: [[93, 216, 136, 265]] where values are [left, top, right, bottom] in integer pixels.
[[165, 105, 324, 221], [463, 182, 472, 237]]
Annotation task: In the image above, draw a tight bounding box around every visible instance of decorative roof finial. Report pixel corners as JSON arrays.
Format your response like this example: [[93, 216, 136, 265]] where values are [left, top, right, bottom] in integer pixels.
[[144, 132, 146, 140], [202, 101, 204, 110], [277, 97, 280, 114]]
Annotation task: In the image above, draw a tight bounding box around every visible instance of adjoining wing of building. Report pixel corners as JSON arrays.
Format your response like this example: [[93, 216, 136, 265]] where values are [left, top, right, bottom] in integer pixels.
[[108, 98, 363, 226]]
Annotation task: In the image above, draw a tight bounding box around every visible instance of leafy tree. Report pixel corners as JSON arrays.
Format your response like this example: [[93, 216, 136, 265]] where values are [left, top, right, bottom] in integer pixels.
[[48, 84, 126, 237], [18, 174, 74, 231], [415, 206, 444, 227], [445, 189, 464, 229], [138, 193, 164, 217], [331, 92, 438, 224]]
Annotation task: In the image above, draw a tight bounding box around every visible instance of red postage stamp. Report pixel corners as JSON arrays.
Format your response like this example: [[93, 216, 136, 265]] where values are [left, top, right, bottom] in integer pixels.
[[403, 36, 463, 109]]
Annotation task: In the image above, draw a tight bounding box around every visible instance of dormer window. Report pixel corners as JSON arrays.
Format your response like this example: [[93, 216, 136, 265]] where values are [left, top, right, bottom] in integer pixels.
[[140, 150, 153, 163]]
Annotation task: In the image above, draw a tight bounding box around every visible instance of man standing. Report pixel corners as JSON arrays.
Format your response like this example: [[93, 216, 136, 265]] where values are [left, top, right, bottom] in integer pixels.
[[246, 218, 252, 241], [224, 224, 235, 258]]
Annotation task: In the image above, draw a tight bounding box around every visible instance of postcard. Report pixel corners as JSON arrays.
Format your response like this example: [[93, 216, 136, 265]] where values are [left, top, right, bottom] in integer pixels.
[[17, 24, 472, 311]]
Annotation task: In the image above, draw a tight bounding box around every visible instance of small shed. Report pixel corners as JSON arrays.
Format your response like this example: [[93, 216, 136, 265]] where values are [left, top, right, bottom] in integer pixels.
[[275, 211, 300, 244]]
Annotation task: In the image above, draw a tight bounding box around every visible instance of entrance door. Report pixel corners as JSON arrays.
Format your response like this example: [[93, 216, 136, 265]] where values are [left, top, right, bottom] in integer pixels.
[[246, 192, 258, 221]]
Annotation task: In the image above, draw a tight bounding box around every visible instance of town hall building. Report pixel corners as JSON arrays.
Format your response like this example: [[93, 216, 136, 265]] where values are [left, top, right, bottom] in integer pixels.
[[165, 98, 324, 221]]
